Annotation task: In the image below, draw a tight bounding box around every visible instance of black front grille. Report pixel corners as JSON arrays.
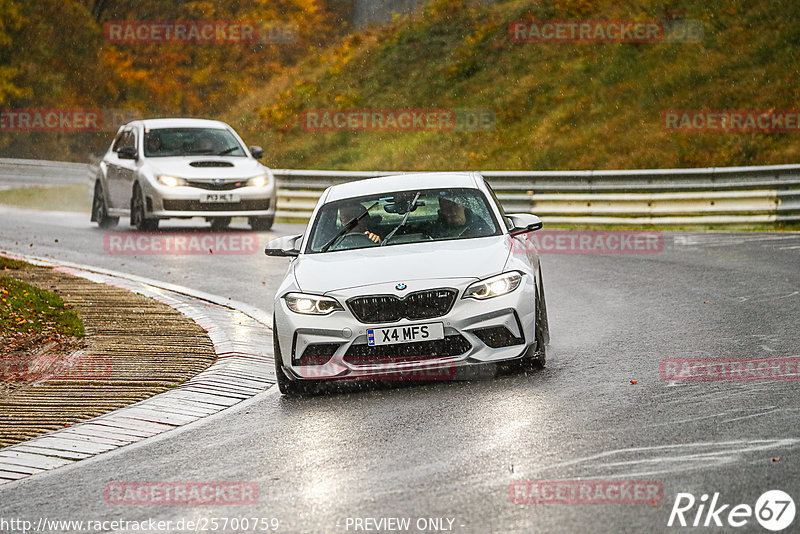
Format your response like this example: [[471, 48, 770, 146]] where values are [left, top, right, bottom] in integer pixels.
[[347, 288, 457, 324], [343, 334, 471, 365], [162, 199, 270, 211], [186, 180, 248, 191], [472, 326, 524, 348]]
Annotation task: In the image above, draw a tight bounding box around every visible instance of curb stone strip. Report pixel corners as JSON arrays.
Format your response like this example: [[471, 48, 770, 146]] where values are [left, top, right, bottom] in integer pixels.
[[0, 254, 276, 484]]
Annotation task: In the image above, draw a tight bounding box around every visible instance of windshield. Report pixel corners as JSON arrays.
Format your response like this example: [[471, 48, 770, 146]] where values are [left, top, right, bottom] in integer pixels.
[[143, 127, 246, 157], [306, 187, 501, 253]]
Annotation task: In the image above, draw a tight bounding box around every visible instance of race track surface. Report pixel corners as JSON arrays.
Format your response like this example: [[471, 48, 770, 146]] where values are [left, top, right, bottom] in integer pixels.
[[1, 207, 799, 533]]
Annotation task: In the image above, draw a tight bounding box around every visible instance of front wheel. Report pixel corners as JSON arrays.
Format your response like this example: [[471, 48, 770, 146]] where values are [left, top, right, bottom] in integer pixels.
[[520, 283, 547, 370], [91, 182, 119, 228], [130, 185, 158, 231], [538, 265, 550, 345], [274, 318, 314, 396], [527, 321, 547, 369], [209, 217, 231, 231], [249, 216, 274, 231]]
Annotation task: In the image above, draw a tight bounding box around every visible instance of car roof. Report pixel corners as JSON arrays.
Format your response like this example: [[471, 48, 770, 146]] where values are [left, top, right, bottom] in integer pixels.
[[132, 118, 233, 130], [323, 172, 484, 202]]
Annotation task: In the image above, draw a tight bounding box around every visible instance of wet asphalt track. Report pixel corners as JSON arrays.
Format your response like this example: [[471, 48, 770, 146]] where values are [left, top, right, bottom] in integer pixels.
[[1, 206, 799, 533]]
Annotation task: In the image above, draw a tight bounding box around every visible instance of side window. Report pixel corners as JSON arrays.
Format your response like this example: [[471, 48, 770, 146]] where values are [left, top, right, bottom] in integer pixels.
[[111, 130, 127, 152], [121, 130, 136, 150], [484, 180, 513, 230], [113, 129, 136, 153]]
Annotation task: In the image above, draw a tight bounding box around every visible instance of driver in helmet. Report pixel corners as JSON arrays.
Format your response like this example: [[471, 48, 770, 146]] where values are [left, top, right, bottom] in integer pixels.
[[338, 202, 382, 243]]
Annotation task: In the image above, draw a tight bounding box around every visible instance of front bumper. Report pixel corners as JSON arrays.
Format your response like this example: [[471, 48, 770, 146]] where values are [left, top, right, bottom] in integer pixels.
[[274, 277, 538, 382], [143, 184, 277, 219]]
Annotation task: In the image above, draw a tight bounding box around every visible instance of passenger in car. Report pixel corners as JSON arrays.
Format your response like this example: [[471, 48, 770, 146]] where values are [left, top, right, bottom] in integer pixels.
[[192, 134, 215, 154], [145, 135, 163, 155], [430, 196, 490, 238]]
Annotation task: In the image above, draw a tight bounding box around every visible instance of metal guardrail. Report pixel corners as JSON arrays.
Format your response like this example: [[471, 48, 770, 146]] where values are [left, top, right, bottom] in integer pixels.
[[0, 158, 91, 190], [1, 159, 797, 226], [273, 165, 800, 226]]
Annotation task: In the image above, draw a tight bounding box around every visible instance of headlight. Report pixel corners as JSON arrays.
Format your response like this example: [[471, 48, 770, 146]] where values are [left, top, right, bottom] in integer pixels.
[[158, 175, 186, 187], [463, 272, 523, 300], [284, 293, 343, 315], [247, 174, 269, 187]]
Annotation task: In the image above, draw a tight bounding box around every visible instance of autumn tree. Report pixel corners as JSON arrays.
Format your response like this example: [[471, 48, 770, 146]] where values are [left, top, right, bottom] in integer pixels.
[[1, 0, 347, 159]]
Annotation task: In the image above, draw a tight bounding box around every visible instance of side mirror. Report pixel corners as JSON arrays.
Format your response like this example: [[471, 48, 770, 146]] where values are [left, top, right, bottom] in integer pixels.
[[507, 214, 543, 235], [118, 146, 138, 160], [265, 234, 302, 257], [249, 146, 264, 159]]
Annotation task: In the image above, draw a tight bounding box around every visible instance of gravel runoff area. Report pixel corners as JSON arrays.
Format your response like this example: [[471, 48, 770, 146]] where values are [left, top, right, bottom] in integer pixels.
[[0, 264, 217, 448], [0, 257, 276, 485]]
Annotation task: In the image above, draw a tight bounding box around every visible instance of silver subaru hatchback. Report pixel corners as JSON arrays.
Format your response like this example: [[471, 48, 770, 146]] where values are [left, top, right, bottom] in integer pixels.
[[91, 117, 277, 231]]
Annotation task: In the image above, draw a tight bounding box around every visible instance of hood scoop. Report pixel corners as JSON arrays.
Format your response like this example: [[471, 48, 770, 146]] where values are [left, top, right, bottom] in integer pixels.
[[189, 161, 234, 168]]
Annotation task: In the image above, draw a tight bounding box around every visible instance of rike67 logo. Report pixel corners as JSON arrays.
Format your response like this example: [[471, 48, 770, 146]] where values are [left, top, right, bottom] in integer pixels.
[[668, 490, 795, 531]]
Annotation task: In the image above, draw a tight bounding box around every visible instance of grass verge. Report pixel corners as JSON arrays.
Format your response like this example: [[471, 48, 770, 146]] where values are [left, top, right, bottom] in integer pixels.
[[0, 256, 30, 270], [0, 277, 85, 338], [0, 256, 84, 339], [0, 184, 91, 212]]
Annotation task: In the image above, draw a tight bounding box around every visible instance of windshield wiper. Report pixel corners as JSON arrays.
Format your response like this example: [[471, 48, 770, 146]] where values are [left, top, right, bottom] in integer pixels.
[[217, 146, 239, 156], [381, 191, 421, 246], [320, 202, 379, 252]]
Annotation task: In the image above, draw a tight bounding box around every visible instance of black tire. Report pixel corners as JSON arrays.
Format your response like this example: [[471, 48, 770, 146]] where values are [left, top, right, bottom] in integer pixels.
[[91, 182, 119, 228], [210, 217, 231, 231], [538, 265, 550, 345], [249, 216, 274, 231], [130, 185, 158, 231], [520, 280, 547, 370], [273, 317, 310, 395], [517, 323, 546, 371], [528, 320, 547, 369]]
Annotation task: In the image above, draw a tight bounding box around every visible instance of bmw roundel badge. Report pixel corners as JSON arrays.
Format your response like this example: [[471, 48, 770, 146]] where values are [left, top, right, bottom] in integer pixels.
[[396, 283, 407, 291]]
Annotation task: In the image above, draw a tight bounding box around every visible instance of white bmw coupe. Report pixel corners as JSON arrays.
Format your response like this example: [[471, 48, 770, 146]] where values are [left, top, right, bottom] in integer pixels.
[[266, 172, 548, 395]]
